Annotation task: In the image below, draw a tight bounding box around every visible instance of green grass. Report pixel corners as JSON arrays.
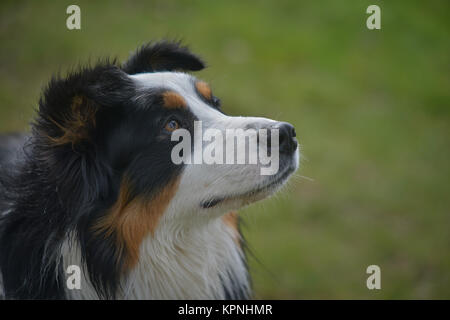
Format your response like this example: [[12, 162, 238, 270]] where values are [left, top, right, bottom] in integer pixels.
[[1, 0, 449, 299]]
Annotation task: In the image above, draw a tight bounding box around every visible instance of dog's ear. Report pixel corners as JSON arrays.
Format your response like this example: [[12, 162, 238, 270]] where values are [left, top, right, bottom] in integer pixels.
[[36, 63, 134, 149], [122, 40, 205, 74]]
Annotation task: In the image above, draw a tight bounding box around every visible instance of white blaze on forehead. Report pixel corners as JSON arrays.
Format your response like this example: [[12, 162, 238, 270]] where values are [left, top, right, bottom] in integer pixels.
[[130, 72, 224, 124], [129, 72, 296, 218], [130, 72, 276, 129]]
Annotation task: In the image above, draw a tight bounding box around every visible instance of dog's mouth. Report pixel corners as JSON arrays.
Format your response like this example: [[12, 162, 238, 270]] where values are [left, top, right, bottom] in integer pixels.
[[201, 162, 296, 209]]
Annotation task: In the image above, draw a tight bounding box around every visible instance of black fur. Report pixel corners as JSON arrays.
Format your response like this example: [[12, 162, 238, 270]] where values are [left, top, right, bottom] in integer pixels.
[[0, 41, 202, 299], [122, 40, 205, 74]]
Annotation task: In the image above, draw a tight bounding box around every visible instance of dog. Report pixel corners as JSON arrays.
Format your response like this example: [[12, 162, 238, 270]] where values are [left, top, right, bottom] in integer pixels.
[[0, 41, 299, 299]]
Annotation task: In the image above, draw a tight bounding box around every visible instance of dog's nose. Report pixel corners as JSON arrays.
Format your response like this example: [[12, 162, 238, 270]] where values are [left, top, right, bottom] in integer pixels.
[[277, 122, 297, 154]]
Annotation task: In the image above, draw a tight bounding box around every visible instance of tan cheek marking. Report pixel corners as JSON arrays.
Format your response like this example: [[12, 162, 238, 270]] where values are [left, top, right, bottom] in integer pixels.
[[162, 91, 187, 109], [222, 211, 241, 246], [93, 177, 180, 270], [195, 81, 212, 100], [46, 95, 97, 146]]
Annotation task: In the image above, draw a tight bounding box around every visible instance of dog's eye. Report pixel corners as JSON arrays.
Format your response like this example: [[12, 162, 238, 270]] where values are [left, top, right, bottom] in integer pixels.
[[164, 119, 180, 132]]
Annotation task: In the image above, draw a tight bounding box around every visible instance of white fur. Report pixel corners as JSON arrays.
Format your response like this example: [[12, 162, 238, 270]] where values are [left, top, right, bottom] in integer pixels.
[[63, 215, 248, 299], [61, 71, 298, 299], [123, 216, 248, 299], [132, 72, 298, 210]]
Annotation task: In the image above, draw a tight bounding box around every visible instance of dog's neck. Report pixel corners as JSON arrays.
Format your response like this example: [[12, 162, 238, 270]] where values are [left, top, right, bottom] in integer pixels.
[[123, 215, 249, 299], [64, 212, 250, 299]]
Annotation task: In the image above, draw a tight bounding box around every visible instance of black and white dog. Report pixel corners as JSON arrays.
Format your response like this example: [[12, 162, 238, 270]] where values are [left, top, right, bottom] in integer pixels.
[[0, 41, 299, 299]]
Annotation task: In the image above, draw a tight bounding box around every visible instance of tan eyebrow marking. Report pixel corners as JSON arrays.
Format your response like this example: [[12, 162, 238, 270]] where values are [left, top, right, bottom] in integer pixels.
[[162, 91, 187, 109], [195, 81, 212, 101]]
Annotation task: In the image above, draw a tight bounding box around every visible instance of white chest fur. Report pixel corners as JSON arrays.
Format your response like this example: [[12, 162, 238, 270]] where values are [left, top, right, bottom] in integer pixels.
[[64, 217, 249, 299]]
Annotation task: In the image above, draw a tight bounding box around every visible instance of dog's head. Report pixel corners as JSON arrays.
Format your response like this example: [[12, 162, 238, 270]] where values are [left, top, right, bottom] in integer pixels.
[[35, 40, 299, 275]]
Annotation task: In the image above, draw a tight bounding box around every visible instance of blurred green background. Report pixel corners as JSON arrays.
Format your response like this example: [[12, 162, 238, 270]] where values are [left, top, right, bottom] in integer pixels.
[[1, 0, 449, 299]]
